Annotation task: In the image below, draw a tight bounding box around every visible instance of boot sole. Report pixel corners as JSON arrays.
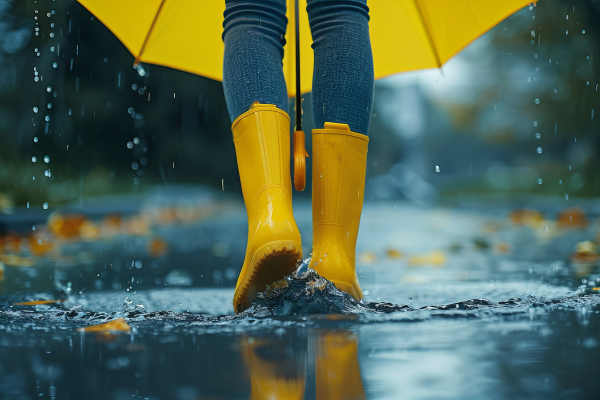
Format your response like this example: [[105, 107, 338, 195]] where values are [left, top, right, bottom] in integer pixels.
[[233, 240, 302, 313]]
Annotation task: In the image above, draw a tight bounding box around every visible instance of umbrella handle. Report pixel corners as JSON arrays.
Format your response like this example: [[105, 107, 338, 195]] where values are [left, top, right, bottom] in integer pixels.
[[293, 130, 308, 191]]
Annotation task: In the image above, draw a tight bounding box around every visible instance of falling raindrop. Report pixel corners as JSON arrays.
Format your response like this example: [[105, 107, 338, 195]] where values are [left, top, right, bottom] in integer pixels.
[[132, 84, 138, 91], [140, 157, 148, 166], [133, 177, 141, 185], [559, 179, 562, 185], [33, 107, 38, 113], [46, 86, 52, 92], [44, 115, 50, 122], [33, 137, 38, 143], [534, 99, 541, 104], [434, 165, 441, 173], [133, 137, 140, 145], [44, 170, 51, 177], [131, 162, 139, 171], [47, 103, 52, 109], [49, 32, 55, 38], [533, 121, 538, 127], [52, 62, 58, 68], [535, 133, 541, 139], [127, 141, 134, 149], [44, 156, 50, 164], [536, 146, 543, 154], [565, 193, 569, 200], [537, 178, 543, 184], [43, 202, 49, 210], [31, 156, 37, 163]]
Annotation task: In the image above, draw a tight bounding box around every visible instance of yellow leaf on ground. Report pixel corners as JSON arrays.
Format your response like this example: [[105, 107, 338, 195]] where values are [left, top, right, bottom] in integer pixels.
[[13, 299, 65, 306], [386, 249, 403, 259], [77, 318, 131, 333], [408, 250, 446, 267]]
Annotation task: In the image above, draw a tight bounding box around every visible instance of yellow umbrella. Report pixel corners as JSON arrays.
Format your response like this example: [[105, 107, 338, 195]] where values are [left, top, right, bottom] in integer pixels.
[[77, 0, 537, 188]]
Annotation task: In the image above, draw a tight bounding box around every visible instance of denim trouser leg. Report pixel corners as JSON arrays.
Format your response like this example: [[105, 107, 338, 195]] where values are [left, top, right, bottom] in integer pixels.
[[222, 0, 374, 135], [222, 0, 289, 123], [307, 0, 374, 135]]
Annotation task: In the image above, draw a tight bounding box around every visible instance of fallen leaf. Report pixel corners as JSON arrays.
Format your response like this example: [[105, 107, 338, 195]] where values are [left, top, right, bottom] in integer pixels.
[[13, 299, 65, 306], [77, 318, 131, 333]]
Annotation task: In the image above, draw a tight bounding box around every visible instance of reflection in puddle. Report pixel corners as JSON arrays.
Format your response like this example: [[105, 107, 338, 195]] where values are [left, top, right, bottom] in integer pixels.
[[242, 330, 365, 400]]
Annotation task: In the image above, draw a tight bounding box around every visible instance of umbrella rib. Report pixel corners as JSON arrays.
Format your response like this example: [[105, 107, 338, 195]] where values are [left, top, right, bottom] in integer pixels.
[[134, 0, 167, 67], [413, 0, 442, 68]]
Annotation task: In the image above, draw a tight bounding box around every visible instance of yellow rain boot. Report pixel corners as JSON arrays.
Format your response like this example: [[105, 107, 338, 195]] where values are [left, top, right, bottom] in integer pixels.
[[232, 103, 303, 313], [315, 331, 366, 400], [311, 122, 368, 300]]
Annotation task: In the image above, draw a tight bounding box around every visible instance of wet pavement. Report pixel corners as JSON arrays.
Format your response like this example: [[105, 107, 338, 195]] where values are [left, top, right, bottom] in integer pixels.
[[1, 188, 600, 399]]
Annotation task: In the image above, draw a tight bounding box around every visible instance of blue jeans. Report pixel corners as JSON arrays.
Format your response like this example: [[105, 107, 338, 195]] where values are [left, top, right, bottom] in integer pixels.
[[223, 0, 374, 135]]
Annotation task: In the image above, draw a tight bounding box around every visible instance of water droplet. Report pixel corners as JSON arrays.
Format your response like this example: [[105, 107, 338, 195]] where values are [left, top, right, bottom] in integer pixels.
[[52, 62, 58, 68], [565, 193, 569, 200], [50, 23, 55, 28], [140, 157, 148, 166], [131, 162, 139, 171], [133, 137, 140, 145], [582, 30, 586, 34], [537, 178, 543, 184], [33, 107, 38, 113], [559, 179, 562, 185], [534, 99, 541, 104], [133, 177, 141, 185], [46, 86, 52, 92], [128, 107, 134, 114], [31, 156, 37, 163], [44, 170, 51, 177], [34, 76, 39, 82], [536, 146, 543, 154], [47, 103, 52, 109], [43, 202, 49, 210], [434, 165, 441, 173], [132, 84, 138, 91], [535, 133, 541, 139], [127, 141, 134, 149], [44, 115, 50, 122], [33, 137, 38, 143], [533, 121, 538, 127], [408, 297, 414, 303], [44, 156, 50, 163], [49, 32, 55, 38]]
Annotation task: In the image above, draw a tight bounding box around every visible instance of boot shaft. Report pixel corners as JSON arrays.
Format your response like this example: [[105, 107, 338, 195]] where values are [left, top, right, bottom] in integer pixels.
[[312, 122, 369, 250], [232, 103, 293, 223]]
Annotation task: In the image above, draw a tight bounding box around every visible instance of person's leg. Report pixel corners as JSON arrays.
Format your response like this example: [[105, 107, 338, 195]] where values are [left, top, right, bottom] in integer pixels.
[[308, 0, 374, 135], [307, 0, 373, 300], [223, 0, 303, 313], [223, 0, 289, 122]]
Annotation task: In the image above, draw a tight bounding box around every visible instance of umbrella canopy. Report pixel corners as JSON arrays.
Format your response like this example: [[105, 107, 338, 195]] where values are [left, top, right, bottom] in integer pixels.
[[77, 0, 537, 98]]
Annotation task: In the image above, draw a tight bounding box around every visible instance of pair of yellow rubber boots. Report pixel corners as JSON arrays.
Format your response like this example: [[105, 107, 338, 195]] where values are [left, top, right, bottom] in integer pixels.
[[232, 103, 368, 313]]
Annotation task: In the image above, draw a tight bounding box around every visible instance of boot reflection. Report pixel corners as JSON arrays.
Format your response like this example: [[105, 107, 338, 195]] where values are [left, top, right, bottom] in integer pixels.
[[241, 336, 306, 400], [315, 331, 366, 400]]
